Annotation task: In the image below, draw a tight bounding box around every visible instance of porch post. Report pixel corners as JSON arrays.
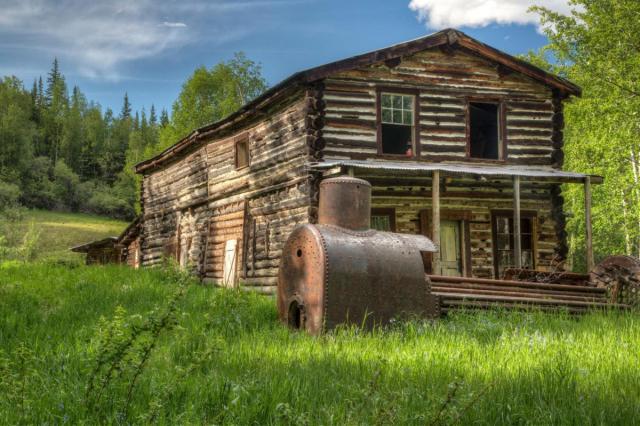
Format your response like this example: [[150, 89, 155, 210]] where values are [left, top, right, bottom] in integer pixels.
[[584, 176, 594, 271], [513, 176, 522, 269], [432, 170, 441, 275]]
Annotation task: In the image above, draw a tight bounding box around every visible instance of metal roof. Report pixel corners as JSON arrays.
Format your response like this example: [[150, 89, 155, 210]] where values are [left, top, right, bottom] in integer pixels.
[[308, 160, 603, 184]]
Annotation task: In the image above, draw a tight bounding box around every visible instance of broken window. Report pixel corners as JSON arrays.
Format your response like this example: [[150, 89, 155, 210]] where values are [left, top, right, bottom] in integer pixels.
[[469, 102, 500, 159], [492, 213, 535, 278], [235, 136, 249, 169], [380, 93, 415, 156]]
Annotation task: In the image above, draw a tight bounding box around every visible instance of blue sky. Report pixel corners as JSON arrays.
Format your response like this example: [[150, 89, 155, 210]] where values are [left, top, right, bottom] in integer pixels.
[[0, 0, 570, 115]]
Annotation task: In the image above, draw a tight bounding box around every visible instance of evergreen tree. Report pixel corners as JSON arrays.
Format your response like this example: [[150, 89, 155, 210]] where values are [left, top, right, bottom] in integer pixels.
[[160, 108, 169, 127], [42, 58, 68, 164], [149, 104, 157, 126], [121, 92, 132, 119]]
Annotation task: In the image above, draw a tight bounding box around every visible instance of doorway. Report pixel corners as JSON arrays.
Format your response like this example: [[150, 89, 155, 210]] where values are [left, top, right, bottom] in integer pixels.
[[440, 220, 463, 276]]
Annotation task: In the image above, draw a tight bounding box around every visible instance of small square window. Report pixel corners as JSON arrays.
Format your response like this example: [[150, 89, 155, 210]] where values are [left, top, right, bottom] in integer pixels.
[[235, 137, 249, 169], [380, 93, 415, 155]]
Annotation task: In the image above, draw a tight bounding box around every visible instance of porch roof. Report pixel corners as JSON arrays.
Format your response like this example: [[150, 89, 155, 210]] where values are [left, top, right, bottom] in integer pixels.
[[307, 160, 603, 184]]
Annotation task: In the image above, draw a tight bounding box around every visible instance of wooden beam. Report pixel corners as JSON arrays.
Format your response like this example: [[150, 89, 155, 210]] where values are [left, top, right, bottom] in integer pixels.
[[584, 176, 594, 271], [513, 176, 522, 269], [432, 170, 441, 275]]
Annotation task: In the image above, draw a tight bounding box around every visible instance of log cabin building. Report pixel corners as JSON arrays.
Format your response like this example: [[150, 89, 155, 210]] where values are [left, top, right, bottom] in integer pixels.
[[132, 29, 601, 293]]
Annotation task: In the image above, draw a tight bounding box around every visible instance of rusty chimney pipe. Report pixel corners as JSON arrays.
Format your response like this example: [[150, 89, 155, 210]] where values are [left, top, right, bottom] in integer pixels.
[[318, 176, 371, 230]]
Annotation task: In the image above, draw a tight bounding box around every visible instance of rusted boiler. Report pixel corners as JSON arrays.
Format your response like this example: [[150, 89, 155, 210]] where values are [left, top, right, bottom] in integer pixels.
[[277, 176, 439, 334]]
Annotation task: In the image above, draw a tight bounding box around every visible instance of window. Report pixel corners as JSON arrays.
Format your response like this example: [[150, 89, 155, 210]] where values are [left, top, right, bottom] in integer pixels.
[[371, 208, 396, 232], [492, 213, 535, 278], [235, 136, 249, 169], [380, 93, 415, 155], [469, 102, 500, 159]]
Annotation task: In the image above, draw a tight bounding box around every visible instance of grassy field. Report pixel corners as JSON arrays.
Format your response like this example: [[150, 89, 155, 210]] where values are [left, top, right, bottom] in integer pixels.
[[2, 262, 640, 424], [2, 209, 128, 263]]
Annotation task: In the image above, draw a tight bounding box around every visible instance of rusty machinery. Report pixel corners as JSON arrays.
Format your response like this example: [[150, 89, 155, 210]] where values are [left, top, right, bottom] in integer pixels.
[[277, 176, 440, 334]]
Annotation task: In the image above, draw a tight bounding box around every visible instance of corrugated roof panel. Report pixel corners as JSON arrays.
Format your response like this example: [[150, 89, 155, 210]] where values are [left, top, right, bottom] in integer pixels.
[[308, 160, 602, 183]]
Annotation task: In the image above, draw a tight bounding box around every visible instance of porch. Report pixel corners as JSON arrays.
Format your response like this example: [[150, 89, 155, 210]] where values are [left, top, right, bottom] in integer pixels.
[[309, 160, 603, 278]]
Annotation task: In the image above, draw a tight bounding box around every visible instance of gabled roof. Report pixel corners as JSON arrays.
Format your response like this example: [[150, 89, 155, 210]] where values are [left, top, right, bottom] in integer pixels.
[[136, 28, 580, 174]]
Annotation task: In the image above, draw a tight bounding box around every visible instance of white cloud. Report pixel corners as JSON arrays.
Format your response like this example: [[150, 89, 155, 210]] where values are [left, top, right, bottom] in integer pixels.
[[0, 0, 307, 80], [161, 22, 188, 28], [408, 0, 574, 31]]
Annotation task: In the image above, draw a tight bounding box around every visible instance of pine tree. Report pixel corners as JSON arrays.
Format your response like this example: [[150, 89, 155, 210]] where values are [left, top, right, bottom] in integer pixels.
[[149, 104, 157, 126], [160, 108, 169, 127], [121, 92, 132, 119], [43, 58, 68, 164], [45, 58, 62, 106]]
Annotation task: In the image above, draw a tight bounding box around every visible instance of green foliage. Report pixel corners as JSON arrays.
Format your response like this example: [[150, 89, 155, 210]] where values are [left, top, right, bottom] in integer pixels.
[[530, 0, 640, 270], [0, 53, 266, 219], [1, 264, 640, 424], [157, 52, 267, 153]]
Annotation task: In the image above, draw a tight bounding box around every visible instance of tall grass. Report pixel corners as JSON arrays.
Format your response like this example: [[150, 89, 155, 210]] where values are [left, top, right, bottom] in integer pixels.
[[1, 263, 640, 424]]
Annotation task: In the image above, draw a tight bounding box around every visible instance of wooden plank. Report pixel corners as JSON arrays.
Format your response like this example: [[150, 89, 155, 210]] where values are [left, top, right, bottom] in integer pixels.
[[432, 170, 441, 275], [513, 175, 522, 268], [584, 176, 594, 271]]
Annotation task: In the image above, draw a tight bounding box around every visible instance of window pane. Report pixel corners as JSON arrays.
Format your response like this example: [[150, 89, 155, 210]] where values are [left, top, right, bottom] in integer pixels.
[[403, 110, 413, 125], [381, 123, 413, 154], [402, 95, 413, 110], [521, 218, 532, 234], [382, 108, 392, 123], [497, 234, 510, 250], [393, 110, 403, 124], [497, 217, 510, 234], [469, 102, 499, 159], [371, 215, 391, 231], [392, 95, 402, 109], [381, 94, 391, 108]]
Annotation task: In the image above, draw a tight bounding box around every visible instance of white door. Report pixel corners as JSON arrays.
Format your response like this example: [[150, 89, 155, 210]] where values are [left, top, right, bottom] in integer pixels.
[[222, 239, 238, 288], [440, 220, 462, 276]]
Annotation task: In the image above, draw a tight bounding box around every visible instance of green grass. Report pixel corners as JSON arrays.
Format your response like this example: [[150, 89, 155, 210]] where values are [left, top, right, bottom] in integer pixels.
[[3, 209, 128, 263], [1, 263, 640, 424]]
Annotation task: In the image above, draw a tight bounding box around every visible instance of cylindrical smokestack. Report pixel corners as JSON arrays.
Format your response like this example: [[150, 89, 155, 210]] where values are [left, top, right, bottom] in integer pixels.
[[318, 176, 371, 230]]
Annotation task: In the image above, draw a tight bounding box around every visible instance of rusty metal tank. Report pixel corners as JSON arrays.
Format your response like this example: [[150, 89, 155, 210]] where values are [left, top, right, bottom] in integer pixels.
[[277, 176, 439, 334]]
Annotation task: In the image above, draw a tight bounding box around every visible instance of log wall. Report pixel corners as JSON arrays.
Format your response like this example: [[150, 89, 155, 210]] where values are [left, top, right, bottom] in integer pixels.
[[322, 48, 556, 165], [139, 91, 311, 292], [366, 175, 560, 278]]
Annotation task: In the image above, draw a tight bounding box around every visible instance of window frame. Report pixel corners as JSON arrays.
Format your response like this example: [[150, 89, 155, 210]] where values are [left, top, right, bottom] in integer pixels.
[[371, 207, 397, 232], [376, 87, 420, 158], [465, 97, 507, 162], [490, 209, 537, 278], [234, 134, 250, 170]]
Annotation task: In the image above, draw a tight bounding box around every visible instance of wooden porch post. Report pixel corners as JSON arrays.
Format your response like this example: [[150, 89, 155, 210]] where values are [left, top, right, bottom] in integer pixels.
[[432, 170, 441, 275], [584, 176, 594, 271], [513, 176, 522, 269]]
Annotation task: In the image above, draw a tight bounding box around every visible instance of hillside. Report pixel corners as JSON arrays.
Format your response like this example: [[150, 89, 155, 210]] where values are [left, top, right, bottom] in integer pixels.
[[3, 209, 128, 263]]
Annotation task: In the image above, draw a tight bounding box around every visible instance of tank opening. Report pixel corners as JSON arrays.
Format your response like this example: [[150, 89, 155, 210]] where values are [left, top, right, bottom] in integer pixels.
[[296, 249, 303, 257], [288, 300, 304, 329]]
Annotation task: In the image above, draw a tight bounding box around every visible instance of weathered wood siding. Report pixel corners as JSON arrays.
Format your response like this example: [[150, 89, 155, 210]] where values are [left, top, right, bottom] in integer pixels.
[[140, 92, 311, 292], [366, 175, 561, 278], [322, 48, 557, 165]]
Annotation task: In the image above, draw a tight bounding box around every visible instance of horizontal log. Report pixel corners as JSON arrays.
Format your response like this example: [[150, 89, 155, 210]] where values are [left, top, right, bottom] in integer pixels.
[[429, 275, 606, 293]]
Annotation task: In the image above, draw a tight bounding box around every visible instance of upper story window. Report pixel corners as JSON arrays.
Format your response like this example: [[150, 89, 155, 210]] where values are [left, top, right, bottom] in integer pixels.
[[380, 93, 415, 156], [235, 135, 249, 169], [468, 102, 502, 160]]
